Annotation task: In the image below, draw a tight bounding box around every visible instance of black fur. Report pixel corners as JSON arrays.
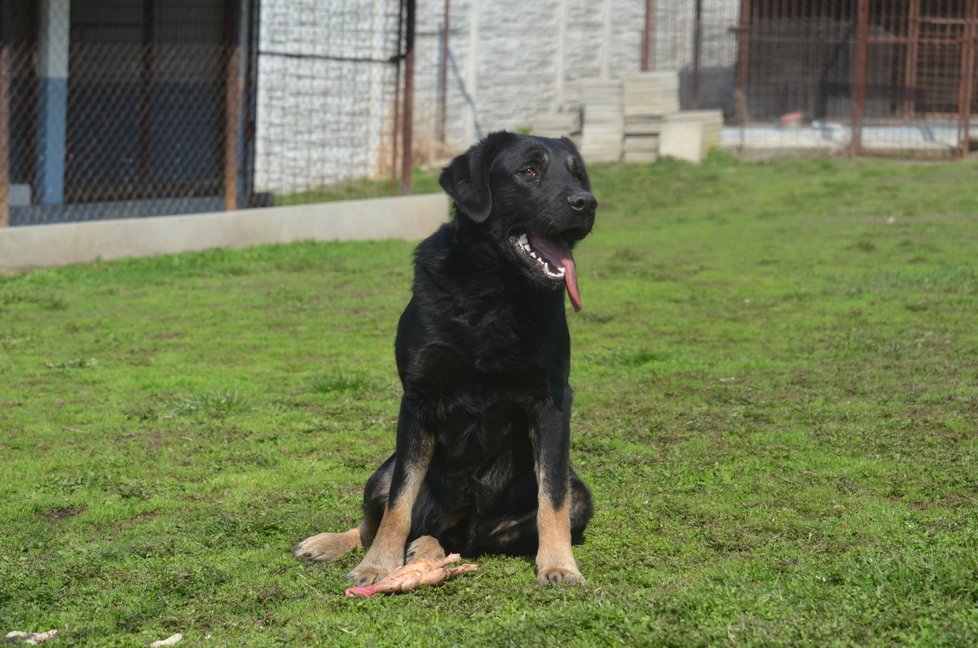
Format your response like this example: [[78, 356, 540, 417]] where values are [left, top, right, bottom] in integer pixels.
[[361, 131, 597, 557]]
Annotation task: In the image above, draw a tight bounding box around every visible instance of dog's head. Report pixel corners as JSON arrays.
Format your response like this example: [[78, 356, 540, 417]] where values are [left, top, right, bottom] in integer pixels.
[[439, 131, 597, 311]]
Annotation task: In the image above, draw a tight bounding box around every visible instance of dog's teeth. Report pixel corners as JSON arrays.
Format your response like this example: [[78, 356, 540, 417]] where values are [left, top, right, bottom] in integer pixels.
[[518, 234, 529, 244]]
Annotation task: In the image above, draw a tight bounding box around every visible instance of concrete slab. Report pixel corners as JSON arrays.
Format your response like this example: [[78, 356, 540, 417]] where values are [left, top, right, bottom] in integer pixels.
[[660, 121, 706, 163], [0, 193, 449, 271]]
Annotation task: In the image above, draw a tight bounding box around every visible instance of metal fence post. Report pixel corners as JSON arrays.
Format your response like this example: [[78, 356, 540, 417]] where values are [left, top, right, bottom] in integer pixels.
[[956, 0, 977, 157], [399, 0, 415, 196], [851, 0, 870, 158], [0, 0, 10, 227], [438, 0, 449, 144], [692, 0, 702, 109], [224, 0, 242, 211], [641, 0, 655, 72], [734, 0, 752, 127]]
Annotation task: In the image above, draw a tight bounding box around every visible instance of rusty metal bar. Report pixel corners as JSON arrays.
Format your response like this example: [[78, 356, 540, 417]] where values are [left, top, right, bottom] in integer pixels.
[[438, 0, 449, 144], [956, 0, 977, 156], [692, 0, 702, 108], [140, 0, 154, 197], [224, 0, 242, 211], [641, 0, 655, 72], [971, 0, 978, 114], [851, 0, 871, 157], [0, 0, 10, 227], [399, 0, 415, 196], [391, 0, 404, 186], [734, 0, 752, 126], [901, 0, 917, 119]]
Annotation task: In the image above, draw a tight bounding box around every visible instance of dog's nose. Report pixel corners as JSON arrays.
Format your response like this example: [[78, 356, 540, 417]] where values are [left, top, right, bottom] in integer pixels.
[[567, 191, 597, 212]]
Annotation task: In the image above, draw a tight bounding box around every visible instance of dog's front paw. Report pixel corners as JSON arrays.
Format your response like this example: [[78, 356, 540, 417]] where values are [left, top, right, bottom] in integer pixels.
[[536, 563, 584, 586], [294, 528, 362, 563], [346, 556, 402, 585]]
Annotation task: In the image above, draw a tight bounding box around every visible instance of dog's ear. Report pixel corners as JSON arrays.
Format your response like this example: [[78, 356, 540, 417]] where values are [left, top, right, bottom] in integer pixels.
[[439, 132, 515, 223]]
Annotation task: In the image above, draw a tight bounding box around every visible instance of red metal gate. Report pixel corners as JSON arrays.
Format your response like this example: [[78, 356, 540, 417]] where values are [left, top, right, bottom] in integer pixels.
[[853, 0, 978, 156], [735, 0, 978, 157]]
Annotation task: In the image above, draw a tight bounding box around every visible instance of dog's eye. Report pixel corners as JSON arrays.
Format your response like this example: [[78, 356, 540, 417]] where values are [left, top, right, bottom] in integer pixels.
[[519, 167, 538, 179]]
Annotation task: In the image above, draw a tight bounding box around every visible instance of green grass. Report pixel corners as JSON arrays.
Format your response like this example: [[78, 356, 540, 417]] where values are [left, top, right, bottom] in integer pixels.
[[2, 153, 978, 646]]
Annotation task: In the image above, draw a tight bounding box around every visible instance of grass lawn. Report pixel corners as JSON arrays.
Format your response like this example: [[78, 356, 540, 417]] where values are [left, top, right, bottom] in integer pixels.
[[1, 153, 977, 646]]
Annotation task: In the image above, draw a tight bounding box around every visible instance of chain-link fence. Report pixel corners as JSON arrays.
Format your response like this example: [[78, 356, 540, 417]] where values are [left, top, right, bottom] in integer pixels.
[[644, 0, 978, 157], [2, 0, 251, 226], [0, 0, 411, 227]]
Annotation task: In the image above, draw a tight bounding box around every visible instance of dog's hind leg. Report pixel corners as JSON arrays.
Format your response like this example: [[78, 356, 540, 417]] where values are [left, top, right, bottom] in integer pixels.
[[470, 474, 591, 557], [405, 535, 447, 562], [293, 454, 395, 562]]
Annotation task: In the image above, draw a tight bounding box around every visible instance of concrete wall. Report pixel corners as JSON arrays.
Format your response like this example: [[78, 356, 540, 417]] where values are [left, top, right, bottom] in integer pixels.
[[411, 0, 649, 152], [254, 0, 399, 195], [0, 193, 448, 271], [411, 0, 740, 151], [252, 1, 739, 192]]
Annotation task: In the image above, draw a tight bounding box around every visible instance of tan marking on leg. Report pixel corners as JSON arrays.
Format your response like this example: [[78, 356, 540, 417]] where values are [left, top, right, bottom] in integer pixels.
[[347, 444, 432, 584], [294, 527, 362, 562], [405, 535, 446, 562], [535, 485, 583, 585]]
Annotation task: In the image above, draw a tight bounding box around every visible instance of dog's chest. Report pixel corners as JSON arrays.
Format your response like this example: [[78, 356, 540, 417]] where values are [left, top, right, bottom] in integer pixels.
[[429, 397, 536, 509]]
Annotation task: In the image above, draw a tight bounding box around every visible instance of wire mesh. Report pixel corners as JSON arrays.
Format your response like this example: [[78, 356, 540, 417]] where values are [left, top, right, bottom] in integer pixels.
[[646, 0, 978, 157], [4, 0, 245, 225], [1, 0, 407, 227]]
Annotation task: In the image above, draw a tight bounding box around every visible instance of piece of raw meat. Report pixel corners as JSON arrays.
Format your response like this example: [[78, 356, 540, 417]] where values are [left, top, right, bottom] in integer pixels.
[[344, 553, 477, 597]]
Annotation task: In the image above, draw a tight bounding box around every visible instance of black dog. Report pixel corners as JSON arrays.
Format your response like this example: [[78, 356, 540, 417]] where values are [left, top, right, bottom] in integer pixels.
[[295, 131, 597, 585]]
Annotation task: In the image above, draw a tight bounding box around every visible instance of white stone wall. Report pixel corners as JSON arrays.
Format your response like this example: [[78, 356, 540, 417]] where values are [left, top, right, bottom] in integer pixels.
[[413, 0, 650, 153], [254, 0, 400, 194], [254, 0, 739, 193]]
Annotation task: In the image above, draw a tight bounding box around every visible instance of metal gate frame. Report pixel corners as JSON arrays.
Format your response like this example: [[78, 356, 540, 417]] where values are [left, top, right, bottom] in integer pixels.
[[733, 0, 978, 158], [852, 0, 978, 157]]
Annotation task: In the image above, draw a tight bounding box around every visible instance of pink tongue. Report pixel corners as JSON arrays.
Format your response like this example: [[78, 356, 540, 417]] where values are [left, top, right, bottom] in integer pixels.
[[526, 233, 582, 312]]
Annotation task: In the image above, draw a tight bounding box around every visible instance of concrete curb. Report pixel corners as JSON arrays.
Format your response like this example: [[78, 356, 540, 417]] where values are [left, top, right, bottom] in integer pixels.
[[0, 193, 449, 270]]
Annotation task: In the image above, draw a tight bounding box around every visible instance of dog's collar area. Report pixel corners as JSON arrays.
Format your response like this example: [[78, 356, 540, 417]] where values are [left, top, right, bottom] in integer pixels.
[[511, 233, 566, 280]]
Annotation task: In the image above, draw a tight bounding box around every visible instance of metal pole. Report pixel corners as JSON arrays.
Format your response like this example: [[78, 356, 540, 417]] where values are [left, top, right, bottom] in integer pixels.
[[641, 0, 656, 72], [391, 0, 404, 186], [692, 0, 702, 109], [903, 0, 920, 119], [0, 0, 11, 226], [242, 0, 259, 207], [956, 0, 977, 157], [224, 0, 242, 211], [438, 0, 449, 144], [851, 0, 871, 157], [734, 0, 752, 127], [400, 0, 415, 195], [140, 0, 154, 197]]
